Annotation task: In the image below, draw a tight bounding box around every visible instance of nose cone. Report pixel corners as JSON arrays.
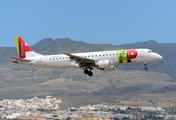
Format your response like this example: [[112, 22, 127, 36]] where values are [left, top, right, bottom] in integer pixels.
[[156, 54, 163, 61]]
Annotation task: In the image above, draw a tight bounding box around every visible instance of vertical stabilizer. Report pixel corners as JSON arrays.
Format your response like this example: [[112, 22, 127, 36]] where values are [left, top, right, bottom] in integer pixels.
[[14, 36, 43, 58]]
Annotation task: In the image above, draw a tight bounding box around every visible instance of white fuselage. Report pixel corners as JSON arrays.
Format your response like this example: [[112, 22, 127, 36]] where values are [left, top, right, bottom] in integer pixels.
[[20, 49, 162, 69]]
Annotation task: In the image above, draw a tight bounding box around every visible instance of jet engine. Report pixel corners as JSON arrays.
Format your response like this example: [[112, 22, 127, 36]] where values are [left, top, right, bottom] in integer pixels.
[[96, 60, 110, 68]]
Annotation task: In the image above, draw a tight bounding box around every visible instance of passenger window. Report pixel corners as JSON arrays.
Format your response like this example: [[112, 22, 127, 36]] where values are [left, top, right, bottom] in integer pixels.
[[59, 58, 61, 59], [95, 55, 97, 57], [106, 54, 108, 56], [92, 55, 94, 57], [53, 58, 54, 60], [99, 55, 101, 57], [113, 54, 115, 56], [103, 54, 105, 56], [88, 56, 90, 57]]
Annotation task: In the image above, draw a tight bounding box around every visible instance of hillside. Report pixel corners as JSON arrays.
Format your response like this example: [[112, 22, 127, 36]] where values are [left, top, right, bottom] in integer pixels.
[[0, 38, 176, 108], [0, 62, 173, 98]]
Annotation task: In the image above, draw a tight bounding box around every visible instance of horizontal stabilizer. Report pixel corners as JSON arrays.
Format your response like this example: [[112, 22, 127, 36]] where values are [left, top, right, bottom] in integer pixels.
[[10, 56, 31, 62]]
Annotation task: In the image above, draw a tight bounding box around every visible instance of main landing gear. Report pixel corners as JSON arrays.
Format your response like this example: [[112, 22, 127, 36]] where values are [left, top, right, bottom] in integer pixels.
[[144, 62, 148, 70], [84, 68, 93, 76]]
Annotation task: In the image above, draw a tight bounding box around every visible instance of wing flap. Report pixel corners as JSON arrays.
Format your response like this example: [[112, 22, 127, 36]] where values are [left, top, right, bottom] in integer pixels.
[[68, 54, 94, 63]]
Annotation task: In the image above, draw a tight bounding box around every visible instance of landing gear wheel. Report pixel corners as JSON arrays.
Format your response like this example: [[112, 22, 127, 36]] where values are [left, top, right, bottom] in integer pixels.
[[144, 67, 148, 70], [144, 62, 148, 70], [84, 67, 93, 76], [88, 71, 93, 76], [84, 69, 89, 74]]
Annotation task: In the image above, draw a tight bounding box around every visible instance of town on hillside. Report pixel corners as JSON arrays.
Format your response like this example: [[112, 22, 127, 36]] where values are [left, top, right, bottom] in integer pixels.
[[0, 96, 175, 120]]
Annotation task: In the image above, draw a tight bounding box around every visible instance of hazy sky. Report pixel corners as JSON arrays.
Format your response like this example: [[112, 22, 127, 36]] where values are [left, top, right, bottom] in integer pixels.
[[1, 0, 176, 47]]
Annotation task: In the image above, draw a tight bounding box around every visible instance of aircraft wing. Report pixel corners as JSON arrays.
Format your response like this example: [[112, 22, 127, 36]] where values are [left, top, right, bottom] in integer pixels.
[[10, 56, 31, 62], [59, 46, 95, 68], [64, 53, 95, 67]]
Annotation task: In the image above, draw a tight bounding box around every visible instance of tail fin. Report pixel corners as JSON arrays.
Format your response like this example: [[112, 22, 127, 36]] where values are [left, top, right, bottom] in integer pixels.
[[14, 36, 43, 58]]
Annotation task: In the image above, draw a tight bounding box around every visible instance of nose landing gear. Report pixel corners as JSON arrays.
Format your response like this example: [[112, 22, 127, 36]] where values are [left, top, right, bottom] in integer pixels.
[[144, 62, 148, 70], [84, 68, 93, 76], [144, 67, 148, 70]]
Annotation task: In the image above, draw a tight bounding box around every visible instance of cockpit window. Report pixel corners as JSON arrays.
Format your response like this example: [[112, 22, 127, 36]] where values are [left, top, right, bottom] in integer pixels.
[[148, 51, 152, 53]]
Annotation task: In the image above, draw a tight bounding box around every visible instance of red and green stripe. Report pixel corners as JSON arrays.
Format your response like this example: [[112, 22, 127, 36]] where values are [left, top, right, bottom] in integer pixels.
[[116, 50, 137, 63]]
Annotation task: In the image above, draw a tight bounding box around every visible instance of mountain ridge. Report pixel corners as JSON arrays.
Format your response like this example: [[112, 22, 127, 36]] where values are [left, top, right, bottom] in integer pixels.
[[0, 38, 175, 102]]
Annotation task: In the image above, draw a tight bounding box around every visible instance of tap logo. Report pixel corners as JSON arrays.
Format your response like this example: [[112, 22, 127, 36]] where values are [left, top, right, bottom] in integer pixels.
[[19, 41, 24, 58], [19, 38, 25, 58], [116, 50, 137, 63]]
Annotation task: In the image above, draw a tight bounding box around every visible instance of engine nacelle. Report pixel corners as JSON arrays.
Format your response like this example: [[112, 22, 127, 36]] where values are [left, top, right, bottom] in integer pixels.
[[96, 60, 110, 68], [104, 65, 116, 71]]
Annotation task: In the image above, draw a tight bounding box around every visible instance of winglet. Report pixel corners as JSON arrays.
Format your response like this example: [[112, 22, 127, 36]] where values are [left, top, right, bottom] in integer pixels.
[[59, 46, 71, 56], [59, 46, 65, 53]]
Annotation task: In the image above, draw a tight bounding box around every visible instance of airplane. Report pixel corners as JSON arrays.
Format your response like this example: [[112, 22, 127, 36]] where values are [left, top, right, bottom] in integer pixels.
[[10, 36, 163, 76]]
